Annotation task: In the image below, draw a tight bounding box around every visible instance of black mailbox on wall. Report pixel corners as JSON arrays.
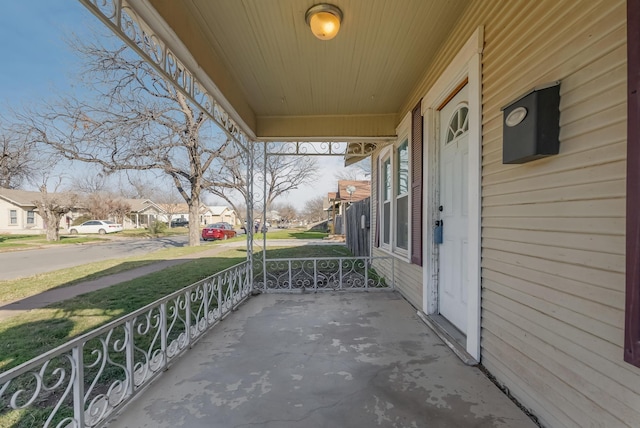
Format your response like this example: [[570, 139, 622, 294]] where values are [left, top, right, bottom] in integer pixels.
[[501, 82, 561, 164]]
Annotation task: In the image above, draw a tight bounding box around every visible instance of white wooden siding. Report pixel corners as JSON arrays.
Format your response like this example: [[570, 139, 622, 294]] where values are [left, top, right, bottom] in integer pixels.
[[398, 0, 639, 426], [370, 150, 423, 310]]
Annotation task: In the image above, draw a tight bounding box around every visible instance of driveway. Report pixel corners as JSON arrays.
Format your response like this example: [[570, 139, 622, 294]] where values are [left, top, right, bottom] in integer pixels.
[[0, 235, 189, 281]]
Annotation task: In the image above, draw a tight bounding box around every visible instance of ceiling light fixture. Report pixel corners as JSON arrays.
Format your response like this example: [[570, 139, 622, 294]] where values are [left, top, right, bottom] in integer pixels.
[[305, 4, 343, 40]]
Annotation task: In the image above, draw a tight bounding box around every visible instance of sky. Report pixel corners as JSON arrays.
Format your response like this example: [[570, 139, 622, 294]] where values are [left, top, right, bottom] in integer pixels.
[[0, 1, 357, 211]]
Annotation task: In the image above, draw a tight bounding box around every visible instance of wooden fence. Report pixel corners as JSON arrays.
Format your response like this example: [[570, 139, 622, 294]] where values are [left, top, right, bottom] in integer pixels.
[[345, 197, 370, 257]]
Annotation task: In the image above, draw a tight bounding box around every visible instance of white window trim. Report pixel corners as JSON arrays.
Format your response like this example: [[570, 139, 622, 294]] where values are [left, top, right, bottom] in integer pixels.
[[379, 148, 392, 251], [377, 112, 412, 261], [26, 210, 36, 225], [9, 209, 18, 225]]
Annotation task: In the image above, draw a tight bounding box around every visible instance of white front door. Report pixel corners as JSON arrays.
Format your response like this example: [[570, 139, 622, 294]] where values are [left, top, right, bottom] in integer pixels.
[[438, 85, 469, 333]]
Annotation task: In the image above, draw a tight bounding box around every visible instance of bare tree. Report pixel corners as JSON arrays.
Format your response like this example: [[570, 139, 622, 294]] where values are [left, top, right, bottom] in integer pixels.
[[30, 174, 79, 242], [333, 158, 371, 182], [116, 172, 167, 200], [206, 144, 251, 226], [85, 193, 131, 223], [264, 155, 317, 210], [208, 145, 318, 225], [15, 36, 238, 246], [33, 189, 79, 241], [72, 172, 107, 195], [275, 203, 297, 224], [0, 124, 35, 189], [303, 195, 326, 222]]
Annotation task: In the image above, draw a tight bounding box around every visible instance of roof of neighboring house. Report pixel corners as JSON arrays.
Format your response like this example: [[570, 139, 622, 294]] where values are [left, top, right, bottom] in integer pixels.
[[336, 180, 371, 202], [123, 198, 165, 213], [0, 188, 81, 208], [160, 203, 209, 215], [208, 206, 233, 216], [0, 188, 40, 207], [327, 192, 337, 201], [159, 203, 189, 214]]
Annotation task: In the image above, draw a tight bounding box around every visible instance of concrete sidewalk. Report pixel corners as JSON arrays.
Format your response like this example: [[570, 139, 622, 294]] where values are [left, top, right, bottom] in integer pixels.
[[0, 239, 343, 321]]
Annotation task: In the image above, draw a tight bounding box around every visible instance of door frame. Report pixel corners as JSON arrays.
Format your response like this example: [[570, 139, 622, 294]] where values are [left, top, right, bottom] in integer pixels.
[[422, 26, 483, 360]]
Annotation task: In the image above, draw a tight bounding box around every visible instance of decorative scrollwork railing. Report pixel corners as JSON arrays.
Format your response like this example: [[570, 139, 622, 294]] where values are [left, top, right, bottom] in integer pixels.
[[78, 0, 251, 151], [0, 261, 251, 428], [254, 256, 394, 292]]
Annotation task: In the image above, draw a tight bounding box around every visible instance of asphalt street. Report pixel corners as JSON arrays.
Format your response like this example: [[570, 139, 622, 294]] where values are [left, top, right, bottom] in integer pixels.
[[0, 235, 190, 281]]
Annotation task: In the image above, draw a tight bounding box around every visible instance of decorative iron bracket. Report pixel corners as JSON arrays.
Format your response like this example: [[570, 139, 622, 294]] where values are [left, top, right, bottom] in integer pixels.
[[78, 0, 251, 151], [264, 141, 393, 157]]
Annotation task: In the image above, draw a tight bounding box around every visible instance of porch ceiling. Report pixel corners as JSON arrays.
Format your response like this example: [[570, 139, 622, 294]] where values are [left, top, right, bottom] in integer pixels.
[[144, 0, 471, 140]]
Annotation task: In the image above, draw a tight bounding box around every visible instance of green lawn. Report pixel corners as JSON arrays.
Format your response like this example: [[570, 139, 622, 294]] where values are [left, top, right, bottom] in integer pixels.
[[0, 243, 221, 303], [0, 228, 327, 253], [259, 245, 351, 259], [118, 227, 189, 238], [252, 229, 328, 240]]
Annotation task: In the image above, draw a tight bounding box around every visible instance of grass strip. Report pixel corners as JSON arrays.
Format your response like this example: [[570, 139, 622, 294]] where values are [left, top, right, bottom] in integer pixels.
[[0, 234, 105, 250], [257, 230, 328, 240]]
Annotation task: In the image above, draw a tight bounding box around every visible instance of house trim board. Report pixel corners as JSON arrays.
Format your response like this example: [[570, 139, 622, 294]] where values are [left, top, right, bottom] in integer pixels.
[[421, 26, 484, 361], [625, 0, 640, 368]]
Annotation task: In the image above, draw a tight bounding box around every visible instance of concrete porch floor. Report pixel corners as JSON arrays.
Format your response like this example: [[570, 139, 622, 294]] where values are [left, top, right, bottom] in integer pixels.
[[109, 292, 537, 428]]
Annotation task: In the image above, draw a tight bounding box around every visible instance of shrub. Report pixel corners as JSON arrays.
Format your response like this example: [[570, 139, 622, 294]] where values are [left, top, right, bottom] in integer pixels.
[[147, 220, 168, 234], [72, 214, 92, 226]]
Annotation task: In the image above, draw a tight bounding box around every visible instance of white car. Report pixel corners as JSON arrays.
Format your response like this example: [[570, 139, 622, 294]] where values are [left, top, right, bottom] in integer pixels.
[[69, 220, 123, 235]]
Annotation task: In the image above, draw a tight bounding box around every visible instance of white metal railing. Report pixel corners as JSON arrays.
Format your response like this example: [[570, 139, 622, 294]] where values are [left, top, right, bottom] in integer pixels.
[[254, 256, 395, 292], [0, 261, 251, 428]]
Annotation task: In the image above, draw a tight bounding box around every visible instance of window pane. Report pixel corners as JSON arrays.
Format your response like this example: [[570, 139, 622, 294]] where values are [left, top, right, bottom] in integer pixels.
[[446, 106, 469, 143], [10, 210, 17, 224], [383, 201, 390, 245], [397, 140, 408, 195], [27, 211, 35, 224], [383, 158, 391, 201], [396, 195, 408, 250]]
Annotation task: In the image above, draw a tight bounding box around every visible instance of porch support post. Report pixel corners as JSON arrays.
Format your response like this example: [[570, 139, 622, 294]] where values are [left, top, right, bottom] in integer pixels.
[[262, 141, 268, 288], [247, 142, 254, 290]]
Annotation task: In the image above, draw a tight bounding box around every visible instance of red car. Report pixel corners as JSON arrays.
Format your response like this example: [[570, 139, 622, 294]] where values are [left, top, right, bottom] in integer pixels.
[[202, 222, 237, 241]]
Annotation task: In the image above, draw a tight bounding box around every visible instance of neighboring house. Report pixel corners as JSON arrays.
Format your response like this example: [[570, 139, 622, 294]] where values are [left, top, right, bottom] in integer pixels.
[[123, 199, 166, 229], [329, 181, 371, 234], [158, 203, 190, 224], [335, 180, 370, 214], [265, 210, 280, 225], [0, 188, 83, 234], [159, 203, 210, 225], [85, 1, 640, 426], [203, 206, 238, 225]]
